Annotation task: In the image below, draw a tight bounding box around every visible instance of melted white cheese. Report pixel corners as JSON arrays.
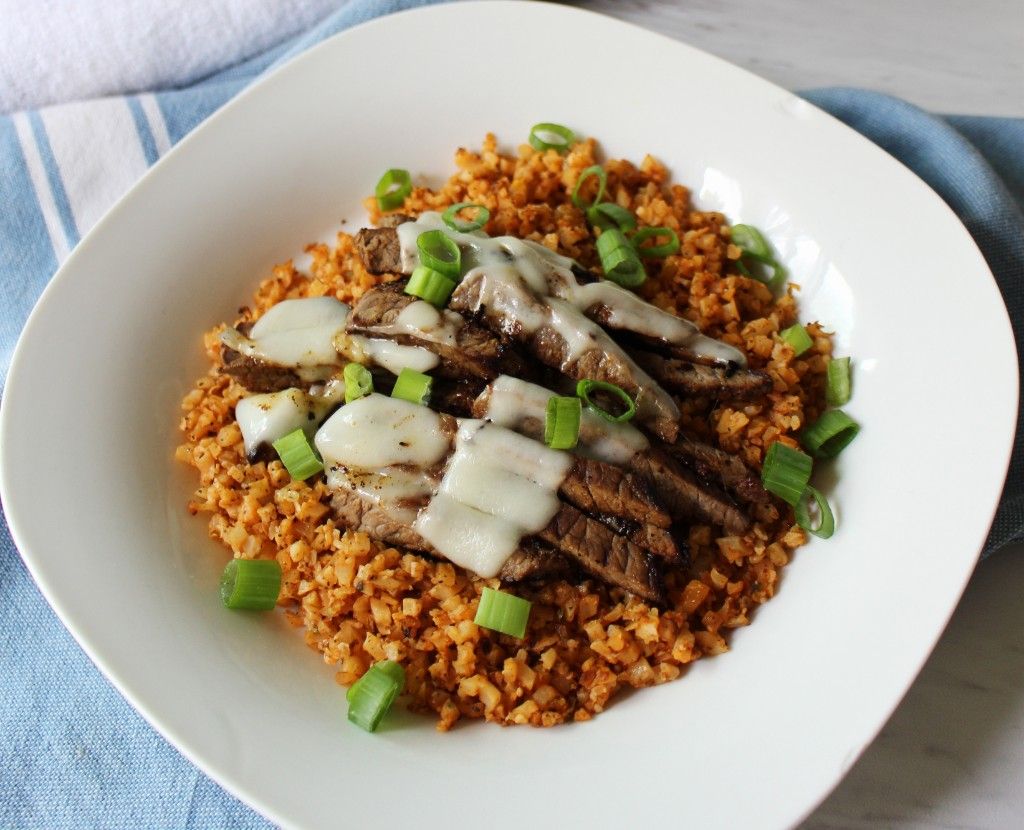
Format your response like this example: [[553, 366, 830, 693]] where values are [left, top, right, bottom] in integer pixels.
[[315, 393, 451, 470], [395, 211, 744, 366], [482, 375, 650, 466], [235, 388, 332, 457], [220, 297, 350, 368], [315, 395, 571, 579], [354, 337, 439, 374]]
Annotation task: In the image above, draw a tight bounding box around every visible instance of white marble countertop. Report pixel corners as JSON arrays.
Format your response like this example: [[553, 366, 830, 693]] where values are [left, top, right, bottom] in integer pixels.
[[565, 2, 1024, 827]]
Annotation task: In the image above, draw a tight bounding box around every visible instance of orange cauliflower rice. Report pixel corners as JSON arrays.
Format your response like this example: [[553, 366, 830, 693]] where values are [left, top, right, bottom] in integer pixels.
[[176, 132, 831, 730]]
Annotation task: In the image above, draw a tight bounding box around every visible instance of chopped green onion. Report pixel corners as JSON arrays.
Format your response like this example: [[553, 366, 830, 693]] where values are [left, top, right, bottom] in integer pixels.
[[442, 202, 490, 233], [731, 224, 772, 261], [801, 409, 860, 459], [780, 323, 813, 356], [826, 357, 852, 406], [571, 165, 607, 210], [474, 587, 531, 639], [586, 203, 637, 232], [416, 230, 461, 280], [795, 485, 836, 539], [272, 428, 323, 480], [761, 442, 813, 506], [545, 396, 582, 449], [528, 122, 575, 153], [343, 362, 374, 404], [391, 367, 433, 405], [632, 226, 680, 259], [220, 558, 282, 611], [576, 379, 637, 423], [405, 265, 457, 307], [596, 228, 646, 288], [374, 168, 411, 211], [347, 660, 405, 733]]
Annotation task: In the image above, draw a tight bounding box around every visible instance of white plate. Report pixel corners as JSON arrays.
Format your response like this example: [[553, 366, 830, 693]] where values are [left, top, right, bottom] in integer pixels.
[[1, 2, 1016, 828]]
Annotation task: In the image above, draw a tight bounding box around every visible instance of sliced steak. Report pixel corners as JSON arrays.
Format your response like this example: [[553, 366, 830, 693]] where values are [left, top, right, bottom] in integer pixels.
[[347, 280, 527, 381], [561, 457, 672, 529], [354, 226, 404, 274], [537, 504, 663, 603], [499, 542, 572, 583], [628, 449, 751, 535], [631, 349, 773, 402], [594, 514, 679, 561], [450, 273, 680, 442], [668, 436, 770, 506]]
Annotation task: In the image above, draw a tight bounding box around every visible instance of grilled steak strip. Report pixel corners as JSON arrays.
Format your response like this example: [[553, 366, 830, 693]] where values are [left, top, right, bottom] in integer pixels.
[[449, 275, 680, 443], [630, 348, 773, 402], [221, 322, 309, 392], [628, 449, 751, 535], [667, 436, 770, 507], [499, 542, 573, 583], [561, 457, 672, 529], [346, 280, 528, 382], [595, 515, 679, 561], [537, 504, 663, 603], [330, 487, 662, 600]]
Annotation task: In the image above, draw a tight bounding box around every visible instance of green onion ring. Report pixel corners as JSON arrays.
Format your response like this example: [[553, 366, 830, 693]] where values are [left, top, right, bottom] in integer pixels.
[[544, 396, 582, 449], [442, 202, 491, 233], [760, 442, 813, 506], [730, 224, 772, 260], [571, 165, 607, 210], [826, 357, 852, 406], [343, 362, 374, 404], [575, 379, 637, 423], [391, 367, 433, 405], [586, 203, 637, 232], [374, 168, 411, 211], [347, 660, 405, 733], [632, 226, 680, 259], [474, 587, 532, 639], [801, 409, 860, 459], [528, 122, 576, 153], [416, 230, 461, 280], [404, 265, 457, 308], [795, 485, 836, 539], [596, 228, 646, 289], [220, 558, 282, 611], [780, 323, 813, 357], [272, 428, 324, 480]]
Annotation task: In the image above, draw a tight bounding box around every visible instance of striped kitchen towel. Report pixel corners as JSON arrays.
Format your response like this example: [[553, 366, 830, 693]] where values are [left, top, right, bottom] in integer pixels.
[[1, 0, 1022, 826]]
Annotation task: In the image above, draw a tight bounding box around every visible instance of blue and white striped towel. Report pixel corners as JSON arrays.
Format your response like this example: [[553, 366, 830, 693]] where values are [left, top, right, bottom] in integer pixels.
[[2, 0, 1023, 825]]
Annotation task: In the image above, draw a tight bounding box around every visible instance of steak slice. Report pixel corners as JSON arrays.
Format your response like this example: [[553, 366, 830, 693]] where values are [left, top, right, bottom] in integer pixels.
[[561, 457, 672, 529], [537, 504, 663, 603], [347, 280, 527, 382], [595, 514, 679, 561], [668, 436, 770, 506], [628, 450, 751, 535], [354, 227, 404, 274], [450, 274, 680, 442], [499, 542, 572, 583], [631, 349, 773, 402]]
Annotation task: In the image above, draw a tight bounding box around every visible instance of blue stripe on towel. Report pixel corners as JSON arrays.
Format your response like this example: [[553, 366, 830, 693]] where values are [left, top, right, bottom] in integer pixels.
[[126, 96, 160, 166], [26, 111, 79, 247]]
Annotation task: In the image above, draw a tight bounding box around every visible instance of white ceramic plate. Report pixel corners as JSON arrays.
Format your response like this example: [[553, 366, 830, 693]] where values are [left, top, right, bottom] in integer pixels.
[[1, 3, 1016, 828]]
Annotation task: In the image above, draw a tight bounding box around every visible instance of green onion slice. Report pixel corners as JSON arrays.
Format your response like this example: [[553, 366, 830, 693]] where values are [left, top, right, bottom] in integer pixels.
[[576, 379, 637, 423], [391, 367, 433, 405], [545, 396, 582, 449], [416, 230, 461, 280], [571, 165, 607, 210], [795, 485, 836, 539], [405, 265, 457, 307], [632, 226, 680, 259], [826, 357, 852, 406], [780, 323, 813, 357], [761, 442, 813, 506], [272, 428, 324, 480], [474, 587, 531, 639], [375, 168, 411, 211], [801, 409, 860, 459], [596, 228, 646, 288], [220, 558, 282, 611], [528, 122, 575, 153], [731, 224, 772, 260], [343, 362, 374, 404], [442, 202, 490, 233], [347, 660, 405, 733], [586, 203, 637, 232]]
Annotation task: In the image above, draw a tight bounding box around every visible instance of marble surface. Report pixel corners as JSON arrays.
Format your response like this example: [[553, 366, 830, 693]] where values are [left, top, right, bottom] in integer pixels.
[[563, 2, 1024, 827]]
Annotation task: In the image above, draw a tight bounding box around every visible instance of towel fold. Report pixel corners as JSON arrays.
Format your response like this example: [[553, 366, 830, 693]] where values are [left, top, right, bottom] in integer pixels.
[[1, 1, 1022, 826]]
